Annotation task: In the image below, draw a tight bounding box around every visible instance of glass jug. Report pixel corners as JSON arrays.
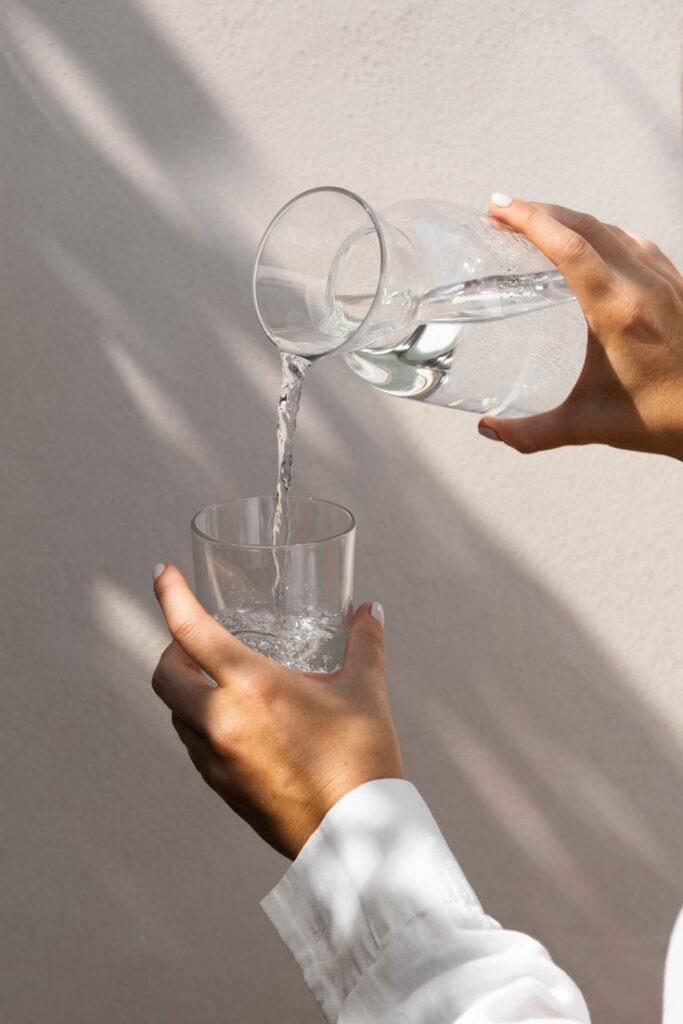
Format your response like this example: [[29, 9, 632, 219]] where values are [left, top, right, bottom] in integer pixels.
[[253, 186, 587, 417]]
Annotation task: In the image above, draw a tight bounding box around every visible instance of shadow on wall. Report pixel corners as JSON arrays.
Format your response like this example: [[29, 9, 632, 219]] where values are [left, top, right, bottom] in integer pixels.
[[1, 4, 682, 1024]]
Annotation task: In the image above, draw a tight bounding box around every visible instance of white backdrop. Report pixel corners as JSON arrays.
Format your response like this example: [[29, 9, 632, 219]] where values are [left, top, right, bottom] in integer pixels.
[[2, 2, 682, 1022]]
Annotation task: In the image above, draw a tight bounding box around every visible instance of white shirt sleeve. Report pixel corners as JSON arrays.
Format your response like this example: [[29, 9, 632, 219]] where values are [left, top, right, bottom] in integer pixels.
[[261, 779, 591, 1024], [664, 908, 683, 1024]]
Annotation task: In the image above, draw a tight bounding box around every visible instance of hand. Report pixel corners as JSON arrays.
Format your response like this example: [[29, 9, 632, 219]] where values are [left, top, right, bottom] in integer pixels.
[[150, 564, 405, 859], [479, 196, 683, 458]]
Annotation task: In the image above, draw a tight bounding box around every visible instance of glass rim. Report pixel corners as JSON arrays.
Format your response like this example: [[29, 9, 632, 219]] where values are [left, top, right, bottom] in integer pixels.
[[190, 494, 356, 550], [251, 184, 387, 357]]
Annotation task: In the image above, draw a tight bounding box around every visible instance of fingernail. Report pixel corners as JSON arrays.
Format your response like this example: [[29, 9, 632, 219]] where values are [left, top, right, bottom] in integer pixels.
[[153, 563, 166, 581], [370, 602, 385, 626], [478, 423, 501, 442], [491, 192, 514, 208]]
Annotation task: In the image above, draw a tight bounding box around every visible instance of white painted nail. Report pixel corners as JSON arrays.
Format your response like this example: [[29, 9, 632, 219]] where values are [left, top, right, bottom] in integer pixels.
[[491, 192, 514, 207], [478, 423, 501, 442], [370, 602, 385, 626], [153, 563, 166, 581]]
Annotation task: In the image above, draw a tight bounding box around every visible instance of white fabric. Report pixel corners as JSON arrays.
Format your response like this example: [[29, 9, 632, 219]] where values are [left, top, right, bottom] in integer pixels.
[[261, 779, 683, 1024], [664, 908, 683, 1024]]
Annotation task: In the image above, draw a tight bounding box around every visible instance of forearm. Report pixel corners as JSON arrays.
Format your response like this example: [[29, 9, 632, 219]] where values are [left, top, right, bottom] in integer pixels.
[[261, 779, 590, 1024]]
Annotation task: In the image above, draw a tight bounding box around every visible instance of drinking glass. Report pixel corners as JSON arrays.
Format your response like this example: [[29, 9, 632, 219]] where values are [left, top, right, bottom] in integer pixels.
[[191, 496, 355, 674]]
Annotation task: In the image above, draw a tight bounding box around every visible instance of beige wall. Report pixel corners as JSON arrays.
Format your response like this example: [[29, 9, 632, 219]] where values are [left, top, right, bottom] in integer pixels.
[[2, 2, 683, 1022]]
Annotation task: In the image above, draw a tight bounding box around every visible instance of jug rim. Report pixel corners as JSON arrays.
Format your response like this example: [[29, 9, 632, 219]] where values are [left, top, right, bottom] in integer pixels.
[[252, 185, 387, 358]]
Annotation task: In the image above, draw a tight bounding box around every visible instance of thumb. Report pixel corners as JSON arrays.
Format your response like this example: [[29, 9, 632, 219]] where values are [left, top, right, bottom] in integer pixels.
[[342, 602, 385, 676], [478, 402, 581, 454]]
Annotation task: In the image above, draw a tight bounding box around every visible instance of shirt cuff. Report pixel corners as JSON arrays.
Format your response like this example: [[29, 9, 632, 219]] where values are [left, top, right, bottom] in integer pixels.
[[260, 778, 497, 1022]]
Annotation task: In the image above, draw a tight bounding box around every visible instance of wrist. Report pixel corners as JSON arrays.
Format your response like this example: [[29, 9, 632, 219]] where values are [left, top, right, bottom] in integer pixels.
[[293, 762, 408, 860]]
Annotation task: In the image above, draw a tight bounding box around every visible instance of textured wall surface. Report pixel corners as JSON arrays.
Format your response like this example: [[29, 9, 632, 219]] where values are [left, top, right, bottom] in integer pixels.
[[2, 2, 683, 1022]]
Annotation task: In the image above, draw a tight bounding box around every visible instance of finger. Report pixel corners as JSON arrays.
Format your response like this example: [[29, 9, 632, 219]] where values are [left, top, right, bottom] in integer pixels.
[[166, 639, 204, 674], [153, 564, 248, 683], [172, 712, 214, 759], [600, 224, 681, 287], [151, 644, 214, 732], [478, 401, 586, 454], [520, 202, 647, 277], [625, 232, 681, 280], [165, 638, 218, 686], [171, 713, 219, 780], [488, 196, 616, 307], [342, 603, 385, 680], [605, 223, 650, 261]]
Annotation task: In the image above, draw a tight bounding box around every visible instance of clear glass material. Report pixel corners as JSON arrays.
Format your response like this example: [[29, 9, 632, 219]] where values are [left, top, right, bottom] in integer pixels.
[[191, 496, 355, 673], [253, 187, 588, 418]]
